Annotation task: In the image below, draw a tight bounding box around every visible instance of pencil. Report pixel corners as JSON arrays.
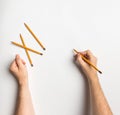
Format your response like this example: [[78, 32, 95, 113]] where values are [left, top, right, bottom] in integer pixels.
[[73, 49, 102, 74], [20, 34, 33, 67], [11, 41, 43, 55], [24, 23, 46, 50]]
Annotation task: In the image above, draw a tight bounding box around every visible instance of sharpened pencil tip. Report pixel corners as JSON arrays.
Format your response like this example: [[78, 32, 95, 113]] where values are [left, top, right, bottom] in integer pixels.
[[40, 53, 43, 55], [43, 48, 46, 50], [99, 70, 102, 74], [24, 23, 28, 27], [31, 64, 33, 67]]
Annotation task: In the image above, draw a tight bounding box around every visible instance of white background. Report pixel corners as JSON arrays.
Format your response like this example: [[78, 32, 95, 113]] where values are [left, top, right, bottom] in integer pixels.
[[0, 0, 120, 115]]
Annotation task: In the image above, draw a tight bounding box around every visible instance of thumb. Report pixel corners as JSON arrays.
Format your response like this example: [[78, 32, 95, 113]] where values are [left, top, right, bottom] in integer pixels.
[[15, 54, 23, 68]]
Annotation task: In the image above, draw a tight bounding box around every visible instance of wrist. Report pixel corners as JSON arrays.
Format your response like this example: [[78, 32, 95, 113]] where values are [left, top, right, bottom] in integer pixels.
[[87, 73, 99, 83], [18, 80, 28, 88], [18, 83, 29, 90]]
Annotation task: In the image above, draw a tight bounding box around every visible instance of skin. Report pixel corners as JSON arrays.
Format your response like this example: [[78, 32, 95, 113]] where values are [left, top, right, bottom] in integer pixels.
[[75, 50, 113, 115], [9, 54, 35, 115], [9, 50, 113, 115]]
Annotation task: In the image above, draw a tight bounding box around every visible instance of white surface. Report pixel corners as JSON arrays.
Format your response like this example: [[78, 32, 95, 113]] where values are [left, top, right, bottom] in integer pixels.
[[0, 0, 120, 115]]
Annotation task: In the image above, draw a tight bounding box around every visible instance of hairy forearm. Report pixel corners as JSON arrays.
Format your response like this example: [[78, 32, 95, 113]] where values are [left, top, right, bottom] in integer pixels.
[[88, 75, 113, 115], [15, 84, 35, 115]]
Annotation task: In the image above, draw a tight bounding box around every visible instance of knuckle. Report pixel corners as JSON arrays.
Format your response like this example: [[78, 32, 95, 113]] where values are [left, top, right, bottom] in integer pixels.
[[86, 49, 91, 53], [94, 56, 97, 59], [95, 57, 97, 60], [9, 67, 13, 71], [94, 56, 97, 61], [9, 66, 14, 72], [86, 50, 92, 55]]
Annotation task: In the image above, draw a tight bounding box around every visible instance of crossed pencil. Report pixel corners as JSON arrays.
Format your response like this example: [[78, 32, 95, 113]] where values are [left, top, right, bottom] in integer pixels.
[[12, 23, 46, 66]]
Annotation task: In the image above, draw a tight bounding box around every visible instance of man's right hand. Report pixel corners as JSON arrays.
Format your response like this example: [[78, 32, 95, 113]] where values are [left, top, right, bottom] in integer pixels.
[[74, 50, 98, 82]]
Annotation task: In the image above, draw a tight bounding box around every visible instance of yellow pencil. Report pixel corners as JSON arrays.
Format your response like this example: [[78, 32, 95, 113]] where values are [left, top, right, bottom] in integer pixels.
[[20, 34, 33, 66], [24, 23, 46, 50], [73, 49, 102, 74], [11, 41, 43, 55]]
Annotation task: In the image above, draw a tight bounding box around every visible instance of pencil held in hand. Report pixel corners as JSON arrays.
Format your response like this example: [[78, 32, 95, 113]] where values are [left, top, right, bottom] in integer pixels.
[[73, 49, 102, 74]]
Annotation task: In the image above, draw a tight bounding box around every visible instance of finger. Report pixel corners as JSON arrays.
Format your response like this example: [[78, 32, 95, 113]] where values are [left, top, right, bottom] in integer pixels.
[[9, 60, 18, 72], [74, 54, 78, 61], [80, 50, 93, 60], [15, 54, 23, 68], [85, 50, 97, 61], [74, 51, 80, 60], [86, 50, 93, 57], [80, 52, 90, 60], [10, 60, 16, 69], [21, 59, 26, 65], [75, 53, 87, 66]]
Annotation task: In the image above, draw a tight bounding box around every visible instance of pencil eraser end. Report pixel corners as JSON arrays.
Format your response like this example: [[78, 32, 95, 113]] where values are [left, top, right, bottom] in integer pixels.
[[73, 49, 78, 54]]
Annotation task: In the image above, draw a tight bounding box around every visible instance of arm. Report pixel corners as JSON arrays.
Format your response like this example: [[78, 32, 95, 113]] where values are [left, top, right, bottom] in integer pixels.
[[9, 55, 35, 115], [75, 50, 113, 115]]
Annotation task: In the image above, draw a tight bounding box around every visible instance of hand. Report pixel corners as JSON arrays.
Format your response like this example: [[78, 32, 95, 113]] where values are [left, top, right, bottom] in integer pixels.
[[9, 54, 28, 86], [75, 50, 98, 81]]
